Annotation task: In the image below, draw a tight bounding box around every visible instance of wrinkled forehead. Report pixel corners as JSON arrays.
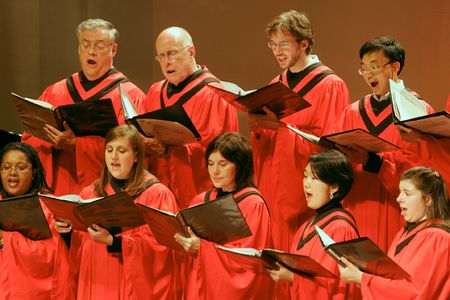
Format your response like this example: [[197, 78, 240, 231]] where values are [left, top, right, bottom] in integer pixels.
[[79, 29, 113, 42], [155, 34, 185, 53]]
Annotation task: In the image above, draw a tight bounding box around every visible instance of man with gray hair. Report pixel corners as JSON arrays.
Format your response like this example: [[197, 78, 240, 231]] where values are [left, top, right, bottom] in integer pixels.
[[22, 18, 144, 195]]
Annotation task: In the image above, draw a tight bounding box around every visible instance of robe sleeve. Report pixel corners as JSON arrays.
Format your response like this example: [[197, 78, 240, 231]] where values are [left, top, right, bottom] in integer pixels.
[[292, 220, 360, 300], [121, 183, 180, 299], [1, 199, 67, 299], [191, 193, 273, 299], [360, 230, 450, 300], [272, 126, 322, 221]]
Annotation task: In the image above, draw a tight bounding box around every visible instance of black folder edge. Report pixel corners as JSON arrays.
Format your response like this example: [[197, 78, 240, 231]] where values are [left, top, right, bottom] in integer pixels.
[[0, 193, 52, 240]]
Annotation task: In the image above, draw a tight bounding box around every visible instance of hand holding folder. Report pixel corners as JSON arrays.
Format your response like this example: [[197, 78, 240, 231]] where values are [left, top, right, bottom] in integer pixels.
[[216, 245, 336, 278], [12, 92, 118, 143], [315, 226, 410, 280], [137, 193, 252, 251], [40, 192, 146, 232]]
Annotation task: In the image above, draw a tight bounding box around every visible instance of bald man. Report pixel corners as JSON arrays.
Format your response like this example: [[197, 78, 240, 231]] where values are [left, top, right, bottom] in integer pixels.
[[140, 27, 238, 209]]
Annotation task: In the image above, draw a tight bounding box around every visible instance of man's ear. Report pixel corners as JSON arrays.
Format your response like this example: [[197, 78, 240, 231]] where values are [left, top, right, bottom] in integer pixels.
[[299, 39, 309, 52], [111, 43, 118, 57], [392, 61, 401, 75], [188, 45, 195, 59]]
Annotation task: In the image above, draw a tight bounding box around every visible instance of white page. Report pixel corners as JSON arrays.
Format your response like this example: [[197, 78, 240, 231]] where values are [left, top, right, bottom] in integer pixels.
[[216, 246, 260, 257], [287, 124, 320, 144], [119, 84, 138, 119], [12, 92, 55, 110], [315, 225, 335, 247], [389, 79, 427, 121]]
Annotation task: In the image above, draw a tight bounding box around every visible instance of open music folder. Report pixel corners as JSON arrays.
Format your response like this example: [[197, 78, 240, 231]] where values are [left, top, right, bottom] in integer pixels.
[[209, 81, 311, 119], [315, 226, 410, 280], [0, 194, 52, 240], [39, 192, 146, 232], [120, 84, 201, 146], [137, 193, 252, 251], [12, 92, 118, 143], [389, 79, 450, 138], [216, 246, 336, 278], [287, 125, 400, 153]]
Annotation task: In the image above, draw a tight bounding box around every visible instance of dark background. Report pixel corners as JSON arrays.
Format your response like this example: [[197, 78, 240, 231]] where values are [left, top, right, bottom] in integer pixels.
[[1, 0, 449, 134]]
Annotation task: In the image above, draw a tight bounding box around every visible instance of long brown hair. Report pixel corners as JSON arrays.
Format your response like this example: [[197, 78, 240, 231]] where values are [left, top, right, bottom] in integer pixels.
[[94, 125, 148, 197], [401, 166, 450, 226]]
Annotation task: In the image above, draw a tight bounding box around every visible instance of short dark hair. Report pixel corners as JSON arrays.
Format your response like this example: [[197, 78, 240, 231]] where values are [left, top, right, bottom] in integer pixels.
[[308, 150, 354, 202], [205, 132, 254, 190], [266, 10, 314, 54], [401, 166, 450, 224], [0, 142, 51, 194], [359, 36, 405, 74]]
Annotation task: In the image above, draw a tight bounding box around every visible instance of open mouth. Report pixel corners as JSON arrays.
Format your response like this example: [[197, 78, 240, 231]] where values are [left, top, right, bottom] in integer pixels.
[[87, 59, 96, 65], [8, 181, 19, 187], [110, 163, 120, 169], [277, 56, 287, 63]]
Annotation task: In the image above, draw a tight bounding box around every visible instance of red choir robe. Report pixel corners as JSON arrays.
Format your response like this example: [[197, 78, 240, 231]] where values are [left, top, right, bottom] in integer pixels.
[[411, 135, 450, 188], [184, 187, 275, 300], [397, 92, 450, 188], [140, 66, 238, 209], [22, 69, 144, 196], [67, 175, 180, 300], [447, 95, 450, 111], [0, 195, 69, 300], [379, 135, 450, 194], [252, 58, 350, 253], [290, 205, 361, 299], [361, 221, 450, 300], [332, 94, 434, 251]]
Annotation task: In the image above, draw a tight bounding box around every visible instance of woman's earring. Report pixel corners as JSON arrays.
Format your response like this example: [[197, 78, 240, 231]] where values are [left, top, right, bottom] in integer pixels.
[[329, 193, 334, 200]]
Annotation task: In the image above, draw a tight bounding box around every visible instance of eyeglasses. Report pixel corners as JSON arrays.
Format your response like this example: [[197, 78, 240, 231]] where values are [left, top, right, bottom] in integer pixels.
[[358, 61, 393, 76], [79, 40, 113, 52], [267, 40, 297, 51], [0, 163, 32, 174], [155, 45, 191, 62]]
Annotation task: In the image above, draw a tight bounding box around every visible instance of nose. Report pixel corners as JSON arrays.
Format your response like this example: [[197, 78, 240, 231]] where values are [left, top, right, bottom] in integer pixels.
[[111, 149, 119, 160], [396, 193, 403, 203], [274, 46, 284, 54], [87, 45, 97, 56], [8, 167, 19, 175], [303, 177, 310, 188], [213, 165, 220, 175]]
